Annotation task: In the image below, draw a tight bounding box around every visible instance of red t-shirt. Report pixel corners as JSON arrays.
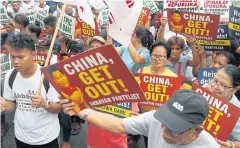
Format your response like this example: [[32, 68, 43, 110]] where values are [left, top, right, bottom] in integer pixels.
[[87, 124, 127, 148]]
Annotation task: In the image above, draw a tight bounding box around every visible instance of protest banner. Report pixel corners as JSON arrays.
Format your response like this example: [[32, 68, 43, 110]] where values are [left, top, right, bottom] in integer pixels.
[[81, 22, 96, 38], [193, 83, 240, 141], [57, 6, 76, 39], [88, 0, 108, 11], [99, 9, 109, 26], [229, 6, 240, 43], [137, 8, 151, 26], [139, 74, 180, 107], [198, 68, 216, 86], [199, 0, 230, 22], [0, 7, 9, 25], [196, 25, 230, 51], [41, 45, 146, 112], [34, 11, 47, 28], [24, 10, 35, 24], [167, 9, 220, 41], [94, 103, 132, 118], [164, 0, 199, 12], [56, 53, 76, 61], [34, 53, 48, 66], [1, 54, 13, 81], [143, 0, 158, 14]]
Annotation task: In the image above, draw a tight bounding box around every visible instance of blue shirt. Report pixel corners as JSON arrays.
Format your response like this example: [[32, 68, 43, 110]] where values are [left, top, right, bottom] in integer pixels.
[[120, 46, 150, 74]]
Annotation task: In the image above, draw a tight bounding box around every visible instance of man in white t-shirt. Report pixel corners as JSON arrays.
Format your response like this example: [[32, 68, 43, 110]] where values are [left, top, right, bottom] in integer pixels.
[[60, 89, 220, 148], [0, 33, 61, 148], [34, 0, 50, 16]]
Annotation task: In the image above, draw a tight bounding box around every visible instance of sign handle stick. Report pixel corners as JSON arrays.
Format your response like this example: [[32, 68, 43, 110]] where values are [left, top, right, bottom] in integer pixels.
[[37, 1, 67, 95]]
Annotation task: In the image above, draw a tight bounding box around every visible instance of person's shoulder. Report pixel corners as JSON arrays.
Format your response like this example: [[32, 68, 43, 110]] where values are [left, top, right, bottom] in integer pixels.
[[198, 130, 220, 147], [230, 94, 240, 108], [164, 67, 178, 77]]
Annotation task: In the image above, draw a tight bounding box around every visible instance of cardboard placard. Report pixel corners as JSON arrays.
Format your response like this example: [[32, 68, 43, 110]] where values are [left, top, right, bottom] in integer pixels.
[[137, 8, 151, 26], [198, 68, 216, 86], [57, 6, 76, 39], [94, 103, 132, 118], [196, 25, 230, 51], [164, 0, 199, 12], [0, 7, 9, 25], [140, 74, 180, 107], [34, 11, 47, 28], [34, 53, 48, 66], [143, 0, 158, 14], [41, 45, 146, 112], [1, 54, 13, 81], [199, 0, 230, 22], [229, 6, 240, 43], [167, 9, 220, 41]]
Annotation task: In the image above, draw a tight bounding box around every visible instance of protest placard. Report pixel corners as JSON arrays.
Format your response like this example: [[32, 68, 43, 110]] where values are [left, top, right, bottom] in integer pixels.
[[56, 53, 76, 61], [94, 103, 132, 118], [167, 9, 220, 41], [99, 9, 109, 26], [164, 0, 199, 12], [34, 53, 47, 66], [229, 6, 240, 43], [198, 68, 216, 86], [196, 25, 230, 51], [81, 22, 96, 38], [139, 74, 180, 107], [88, 0, 108, 11], [194, 83, 240, 141], [1, 54, 13, 81], [34, 11, 46, 28], [0, 7, 9, 25], [143, 0, 158, 14], [137, 8, 150, 26], [41, 45, 146, 112], [57, 6, 76, 39]]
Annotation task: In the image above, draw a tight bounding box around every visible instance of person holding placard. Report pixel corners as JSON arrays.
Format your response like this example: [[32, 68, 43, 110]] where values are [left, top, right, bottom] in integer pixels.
[[0, 33, 61, 147], [13, 14, 29, 33], [60, 89, 220, 148], [205, 65, 240, 148]]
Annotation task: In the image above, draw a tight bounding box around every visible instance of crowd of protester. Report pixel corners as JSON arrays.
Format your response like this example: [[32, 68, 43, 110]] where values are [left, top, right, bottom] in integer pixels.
[[0, 0, 240, 148]]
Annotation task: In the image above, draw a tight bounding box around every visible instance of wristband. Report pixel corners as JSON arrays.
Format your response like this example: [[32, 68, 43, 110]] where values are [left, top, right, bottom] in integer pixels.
[[79, 109, 90, 120], [44, 100, 51, 109]]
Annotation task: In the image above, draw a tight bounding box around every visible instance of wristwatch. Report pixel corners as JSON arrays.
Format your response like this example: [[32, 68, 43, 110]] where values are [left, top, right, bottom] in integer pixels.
[[44, 100, 51, 109], [80, 108, 90, 120]]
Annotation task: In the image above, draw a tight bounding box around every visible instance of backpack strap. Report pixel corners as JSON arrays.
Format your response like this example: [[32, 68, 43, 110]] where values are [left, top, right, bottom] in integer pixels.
[[8, 69, 50, 93], [8, 69, 18, 89]]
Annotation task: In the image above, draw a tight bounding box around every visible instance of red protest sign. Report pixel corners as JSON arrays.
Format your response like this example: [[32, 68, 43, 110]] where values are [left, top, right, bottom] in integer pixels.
[[139, 74, 180, 107], [81, 22, 96, 38], [137, 8, 151, 26], [56, 53, 77, 61], [167, 9, 220, 41], [34, 53, 47, 66], [41, 45, 146, 112]]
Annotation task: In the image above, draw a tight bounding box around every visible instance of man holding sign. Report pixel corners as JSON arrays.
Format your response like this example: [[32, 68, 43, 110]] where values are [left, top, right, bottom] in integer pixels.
[[61, 90, 219, 148]]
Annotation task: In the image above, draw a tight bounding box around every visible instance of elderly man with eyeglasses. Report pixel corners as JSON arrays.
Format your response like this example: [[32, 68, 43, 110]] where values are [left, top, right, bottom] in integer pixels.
[[61, 89, 220, 148]]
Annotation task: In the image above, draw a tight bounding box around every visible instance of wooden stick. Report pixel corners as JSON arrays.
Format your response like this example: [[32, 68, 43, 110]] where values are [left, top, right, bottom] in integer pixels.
[[37, 1, 68, 95]]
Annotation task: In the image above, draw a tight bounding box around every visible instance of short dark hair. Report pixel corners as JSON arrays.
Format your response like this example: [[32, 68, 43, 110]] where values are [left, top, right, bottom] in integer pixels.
[[43, 16, 57, 26], [7, 33, 36, 51], [217, 64, 240, 88], [67, 41, 85, 53], [1, 33, 9, 46], [150, 40, 171, 58], [167, 36, 185, 49], [28, 23, 42, 38], [217, 51, 236, 66], [172, 9, 181, 15], [14, 14, 29, 27], [135, 25, 154, 49]]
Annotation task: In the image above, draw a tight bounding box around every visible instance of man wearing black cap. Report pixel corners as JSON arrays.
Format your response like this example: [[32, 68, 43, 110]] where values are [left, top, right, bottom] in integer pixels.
[[60, 90, 220, 148]]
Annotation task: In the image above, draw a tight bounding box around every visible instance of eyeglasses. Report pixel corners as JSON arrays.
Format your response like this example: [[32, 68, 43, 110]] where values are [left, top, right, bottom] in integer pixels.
[[151, 54, 166, 60], [210, 78, 233, 91]]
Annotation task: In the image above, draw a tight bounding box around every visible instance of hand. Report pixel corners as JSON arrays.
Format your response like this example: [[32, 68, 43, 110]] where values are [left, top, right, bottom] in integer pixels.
[[187, 34, 197, 45], [60, 99, 83, 116], [92, 9, 100, 18], [58, 33, 66, 43], [197, 45, 206, 57], [160, 17, 168, 28], [32, 94, 46, 108], [0, 97, 6, 112], [216, 139, 233, 148]]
